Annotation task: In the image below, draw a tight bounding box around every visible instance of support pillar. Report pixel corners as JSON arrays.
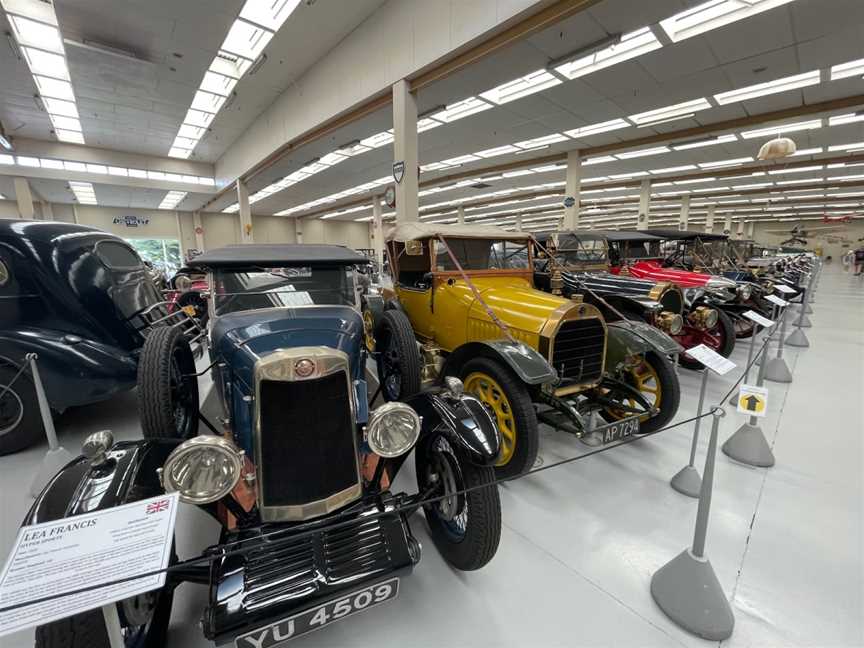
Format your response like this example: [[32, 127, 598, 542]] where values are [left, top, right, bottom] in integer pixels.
[[13, 177, 34, 219], [236, 180, 253, 243], [392, 79, 418, 223], [562, 150, 581, 230], [372, 197, 384, 269], [724, 213, 733, 236], [705, 204, 715, 233], [42, 201, 54, 221], [746, 221, 755, 239], [71, 203, 79, 224], [295, 218, 304, 244], [456, 205, 465, 224], [678, 194, 690, 231], [192, 211, 205, 251], [636, 179, 651, 231], [736, 219, 745, 239], [515, 214, 523, 231]]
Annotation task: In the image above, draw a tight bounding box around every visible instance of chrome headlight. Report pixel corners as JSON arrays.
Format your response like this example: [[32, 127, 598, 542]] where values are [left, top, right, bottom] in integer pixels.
[[687, 306, 719, 330], [737, 284, 752, 301], [160, 436, 244, 504], [656, 311, 684, 335], [367, 402, 421, 458]]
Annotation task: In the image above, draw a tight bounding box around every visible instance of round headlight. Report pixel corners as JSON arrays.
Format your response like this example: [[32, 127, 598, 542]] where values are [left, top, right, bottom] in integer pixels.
[[668, 313, 684, 335], [737, 284, 752, 301], [161, 436, 244, 504], [704, 308, 719, 329], [175, 275, 192, 293], [367, 402, 421, 458]]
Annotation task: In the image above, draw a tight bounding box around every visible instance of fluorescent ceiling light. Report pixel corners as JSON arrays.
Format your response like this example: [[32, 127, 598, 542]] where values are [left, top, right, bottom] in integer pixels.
[[158, 191, 187, 210], [69, 181, 97, 204], [554, 27, 661, 80], [417, 117, 443, 133], [583, 155, 616, 166], [676, 177, 716, 185], [55, 130, 84, 144], [659, 0, 796, 43], [85, 164, 107, 174], [480, 69, 561, 105], [698, 156, 753, 169], [430, 97, 493, 123], [830, 58, 864, 81], [829, 112, 864, 126], [17, 156, 39, 167], [828, 141, 864, 152], [732, 182, 772, 190], [672, 134, 738, 150], [360, 131, 394, 149], [740, 119, 822, 139], [767, 165, 824, 175], [714, 70, 820, 105], [616, 146, 670, 159], [474, 144, 521, 158], [630, 98, 711, 126], [565, 118, 630, 139], [609, 171, 649, 180], [650, 165, 698, 174], [513, 134, 568, 149]]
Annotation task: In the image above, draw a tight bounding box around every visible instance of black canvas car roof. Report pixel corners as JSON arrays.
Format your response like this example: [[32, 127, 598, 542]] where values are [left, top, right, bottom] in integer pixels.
[[643, 228, 729, 241], [188, 244, 368, 268], [540, 229, 664, 243]]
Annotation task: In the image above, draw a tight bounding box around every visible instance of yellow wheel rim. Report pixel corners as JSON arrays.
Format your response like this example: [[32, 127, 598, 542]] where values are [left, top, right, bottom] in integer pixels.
[[604, 359, 662, 422], [464, 371, 516, 466], [362, 309, 376, 352]]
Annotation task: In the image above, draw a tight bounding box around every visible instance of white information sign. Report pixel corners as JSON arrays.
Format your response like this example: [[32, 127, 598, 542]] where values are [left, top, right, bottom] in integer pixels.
[[684, 344, 737, 375], [0, 493, 179, 637], [773, 284, 796, 294], [736, 383, 769, 417], [764, 294, 789, 307], [743, 310, 774, 328]]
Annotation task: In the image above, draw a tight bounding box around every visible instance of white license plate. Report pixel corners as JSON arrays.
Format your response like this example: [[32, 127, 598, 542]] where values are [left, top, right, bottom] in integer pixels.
[[595, 416, 640, 445], [235, 578, 399, 648]]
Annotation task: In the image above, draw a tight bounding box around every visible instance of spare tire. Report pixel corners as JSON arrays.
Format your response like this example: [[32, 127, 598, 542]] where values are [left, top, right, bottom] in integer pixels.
[[374, 309, 422, 402]]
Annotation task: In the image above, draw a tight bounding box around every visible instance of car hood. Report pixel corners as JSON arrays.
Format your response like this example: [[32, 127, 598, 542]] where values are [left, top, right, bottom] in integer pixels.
[[211, 305, 364, 385], [627, 260, 737, 289]]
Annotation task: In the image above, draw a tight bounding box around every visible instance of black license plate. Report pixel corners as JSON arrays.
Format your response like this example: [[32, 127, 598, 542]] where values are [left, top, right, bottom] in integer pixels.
[[595, 416, 640, 445], [235, 578, 399, 647]]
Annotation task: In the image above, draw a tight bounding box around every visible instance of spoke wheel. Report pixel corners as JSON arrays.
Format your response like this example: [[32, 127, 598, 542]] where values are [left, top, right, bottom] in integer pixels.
[[600, 350, 680, 434], [464, 372, 516, 466], [603, 360, 661, 423], [680, 309, 736, 370]]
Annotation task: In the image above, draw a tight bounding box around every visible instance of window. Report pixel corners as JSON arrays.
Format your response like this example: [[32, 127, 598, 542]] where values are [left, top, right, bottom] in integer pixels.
[[126, 239, 182, 276], [555, 235, 608, 264], [95, 241, 143, 269], [436, 238, 530, 271]]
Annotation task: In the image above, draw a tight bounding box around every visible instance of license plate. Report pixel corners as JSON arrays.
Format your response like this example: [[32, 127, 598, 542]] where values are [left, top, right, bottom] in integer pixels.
[[595, 416, 640, 445], [235, 578, 399, 648]]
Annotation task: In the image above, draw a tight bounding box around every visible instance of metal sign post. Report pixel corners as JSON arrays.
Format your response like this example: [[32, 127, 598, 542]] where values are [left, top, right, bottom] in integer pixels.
[[671, 369, 709, 498], [26, 353, 74, 497], [102, 604, 126, 648], [652, 408, 735, 640], [786, 284, 811, 348], [729, 311, 770, 405], [764, 307, 793, 383], [755, 303, 777, 367]]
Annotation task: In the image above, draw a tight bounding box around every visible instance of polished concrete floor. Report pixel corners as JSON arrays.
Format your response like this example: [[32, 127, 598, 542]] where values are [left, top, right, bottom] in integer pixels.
[[1, 267, 861, 647]]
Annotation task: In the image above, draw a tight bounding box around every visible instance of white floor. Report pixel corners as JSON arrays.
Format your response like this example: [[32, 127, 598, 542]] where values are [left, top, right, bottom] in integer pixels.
[[1, 267, 862, 648]]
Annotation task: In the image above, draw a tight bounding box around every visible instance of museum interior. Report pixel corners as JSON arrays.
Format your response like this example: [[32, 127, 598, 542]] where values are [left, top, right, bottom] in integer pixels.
[[0, 1, 862, 647]]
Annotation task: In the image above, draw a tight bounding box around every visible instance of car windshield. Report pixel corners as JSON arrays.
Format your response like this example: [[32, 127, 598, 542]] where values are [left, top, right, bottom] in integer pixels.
[[213, 265, 356, 315], [556, 235, 607, 264], [435, 238, 530, 271]]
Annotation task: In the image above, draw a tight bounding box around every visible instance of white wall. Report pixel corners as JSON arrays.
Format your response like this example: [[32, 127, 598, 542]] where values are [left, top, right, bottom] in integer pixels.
[[752, 220, 864, 260], [0, 200, 19, 219]]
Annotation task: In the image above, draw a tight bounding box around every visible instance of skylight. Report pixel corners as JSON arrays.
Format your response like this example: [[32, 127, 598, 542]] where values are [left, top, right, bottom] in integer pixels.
[[714, 70, 820, 105], [168, 0, 302, 157], [480, 69, 561, 105], [158, 191, 187, 210], [659, 0, 797, 43], [69, 181, 97, 205], [554, 27, 662, 80], [629, 98, 711, 127], [1, 0, 85, 144]]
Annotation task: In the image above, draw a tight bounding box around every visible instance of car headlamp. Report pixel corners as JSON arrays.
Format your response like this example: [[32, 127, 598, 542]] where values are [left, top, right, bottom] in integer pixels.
[[175, 275, 192, 293], [656, 311, 684, 335], [687, 306, 719, 331], [737, 284, 752, 301], [367, 402, 421, 458], [160, 436, 244, 504]]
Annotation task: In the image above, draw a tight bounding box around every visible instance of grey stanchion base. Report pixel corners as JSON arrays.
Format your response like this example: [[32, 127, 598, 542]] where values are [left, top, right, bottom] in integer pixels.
[[670, 465, 702, 498], [728, 390, 739, 406], [785, 328, 810, 348], [797, 314, 812, 328], [650, 549, 735, 641], [722, 422, 775, 467], [28, 446, 75, 497], [799, 302, 813, 314], [764, 357, 793, 383]]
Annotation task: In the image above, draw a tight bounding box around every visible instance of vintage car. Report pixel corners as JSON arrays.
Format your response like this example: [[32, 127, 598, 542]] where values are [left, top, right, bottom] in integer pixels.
[[378, 223, 681, 479], [0, 218, 200, 455], [165, 265, 210, 324], [28, 243, 502, 648], [532, 230, 735, 370]]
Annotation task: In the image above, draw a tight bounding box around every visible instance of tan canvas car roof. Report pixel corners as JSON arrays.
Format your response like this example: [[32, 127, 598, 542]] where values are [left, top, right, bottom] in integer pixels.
[[386, 221, 532, 242]]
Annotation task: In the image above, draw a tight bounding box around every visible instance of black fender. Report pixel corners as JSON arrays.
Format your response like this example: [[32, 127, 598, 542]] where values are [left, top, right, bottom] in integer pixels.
[[0, 327, 137, 413], [442, 340, 556, 386], [23, 440, 180, 526], [405, 391, 500, 466]]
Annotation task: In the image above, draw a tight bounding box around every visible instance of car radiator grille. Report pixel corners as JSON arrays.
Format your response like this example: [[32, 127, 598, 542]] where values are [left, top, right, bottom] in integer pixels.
[[258, 373, 358, 509], [551, 319, 605, 383]]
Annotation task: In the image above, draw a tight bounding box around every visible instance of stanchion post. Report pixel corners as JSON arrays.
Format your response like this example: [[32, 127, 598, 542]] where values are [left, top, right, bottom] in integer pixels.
[[671, 369, 709, 498], [729, 319, 759, 405], [764, 306, 793, 383], [722, 340, 776, 467], [755, 303, 777, 367], [786, 285, 811, 347], [102, 604, 125, 648], [651, 408, 735, 640]]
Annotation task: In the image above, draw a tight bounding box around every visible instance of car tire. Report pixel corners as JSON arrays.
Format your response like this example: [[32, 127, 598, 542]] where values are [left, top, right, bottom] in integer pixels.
[[137, 326, 199, 439], [680, 309, 735, 370], [374, 310, 422, 402], [601, 350, 680, 435], [459, 357, 538, 479], [415, 433, 501, 571], [0, 364, 44, 456]]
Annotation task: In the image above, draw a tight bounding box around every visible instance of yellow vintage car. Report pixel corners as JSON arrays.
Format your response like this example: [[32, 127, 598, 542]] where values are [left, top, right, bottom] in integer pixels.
[[374, 223, 681, 478]]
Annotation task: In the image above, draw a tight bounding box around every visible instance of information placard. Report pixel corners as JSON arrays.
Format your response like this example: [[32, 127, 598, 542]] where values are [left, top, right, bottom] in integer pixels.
[[773, 284, 796, 294], [0, 493, 179, 637], [685, 344, 737, 375], [764, 294, 789, 307], [743, 310, 774, 328], [736, 384, 769, 417]]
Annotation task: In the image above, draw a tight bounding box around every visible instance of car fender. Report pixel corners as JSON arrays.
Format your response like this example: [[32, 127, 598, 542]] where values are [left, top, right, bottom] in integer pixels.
[[406, 392, 500, 466], [0, 327, 138, 412], [442, 340, 557, 385], [23, 440, 180, 526], [605, 322, 676, 370]]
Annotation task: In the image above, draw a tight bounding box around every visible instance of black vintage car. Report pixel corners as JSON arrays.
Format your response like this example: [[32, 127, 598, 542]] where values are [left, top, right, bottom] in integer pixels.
[[26, 244, 502, 647], [0, 219, 199, 455]]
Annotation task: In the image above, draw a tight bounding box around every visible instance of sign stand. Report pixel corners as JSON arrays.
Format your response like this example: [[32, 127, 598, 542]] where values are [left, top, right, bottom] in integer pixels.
[[729, 311, 771, 406], [671, 369, 709, 498], [26, 353, 74, 498], [102, 604, 125, 648], [764, 307, 793, 383], [651, 408, 735, 640], [722, 341, 776, 467], [786, 283, 813, 348], [754, 303, 778, 367]]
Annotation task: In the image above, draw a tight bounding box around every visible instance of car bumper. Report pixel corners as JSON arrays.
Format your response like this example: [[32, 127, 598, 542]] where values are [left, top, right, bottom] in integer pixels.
[[203, 499, 420, 645]]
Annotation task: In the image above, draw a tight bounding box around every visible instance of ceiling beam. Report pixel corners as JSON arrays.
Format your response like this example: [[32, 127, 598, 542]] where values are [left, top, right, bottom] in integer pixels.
[[0, 166, 218, 194]]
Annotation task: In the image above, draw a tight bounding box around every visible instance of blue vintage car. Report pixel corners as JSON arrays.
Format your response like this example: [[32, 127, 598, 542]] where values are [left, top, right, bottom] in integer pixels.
[[0, 218, 200, 455], [26, 243, 502, 647]]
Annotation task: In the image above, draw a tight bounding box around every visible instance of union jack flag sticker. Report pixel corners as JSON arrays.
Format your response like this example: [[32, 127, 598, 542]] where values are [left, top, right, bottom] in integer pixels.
[[146, 499, 170, 515]]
